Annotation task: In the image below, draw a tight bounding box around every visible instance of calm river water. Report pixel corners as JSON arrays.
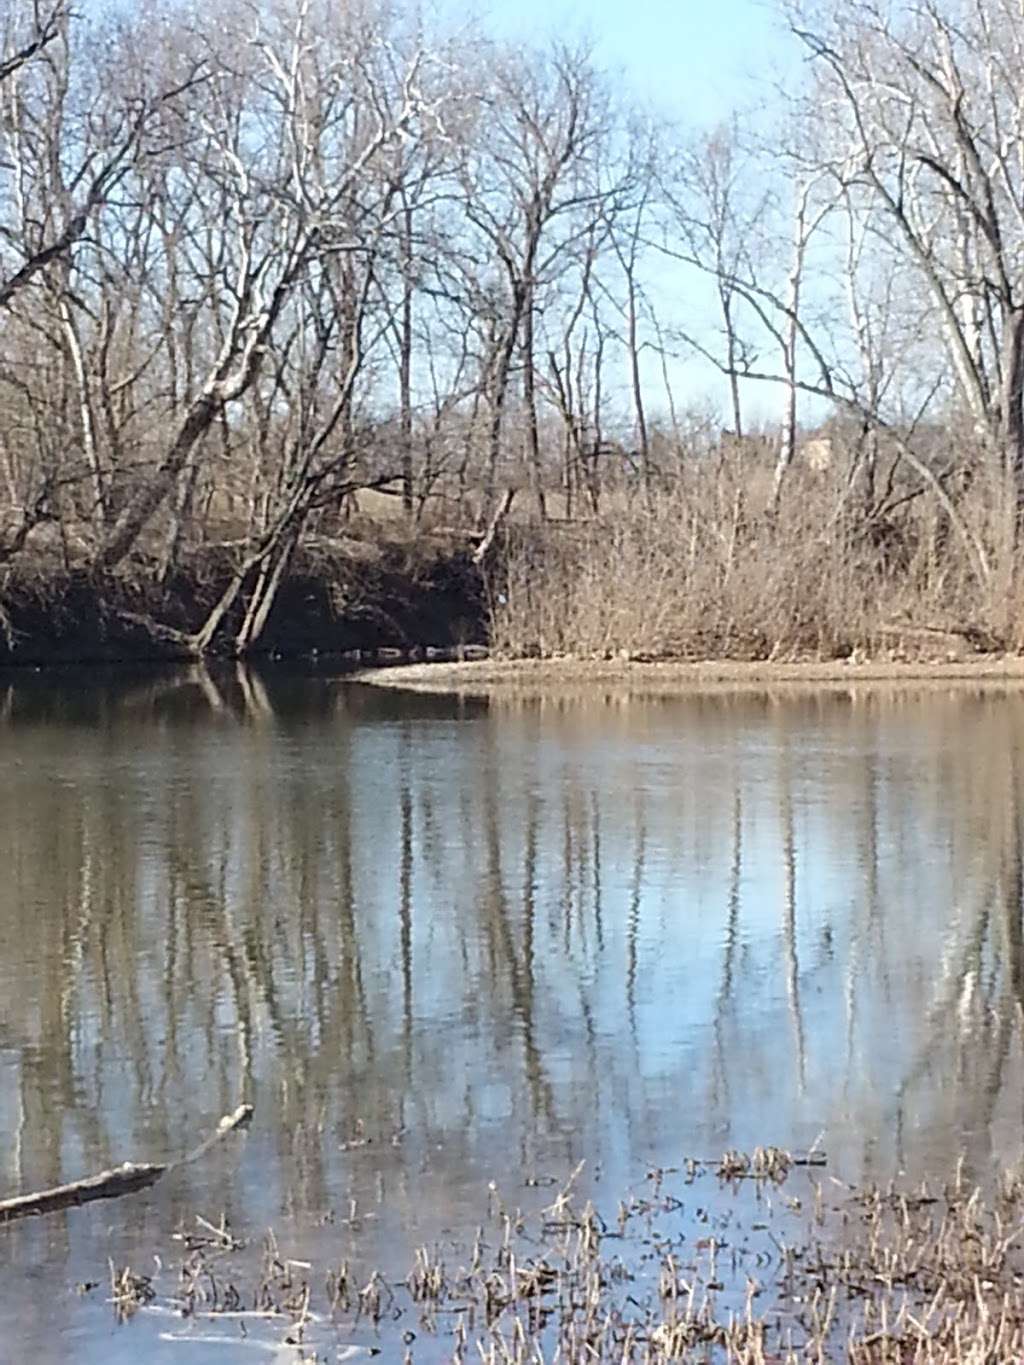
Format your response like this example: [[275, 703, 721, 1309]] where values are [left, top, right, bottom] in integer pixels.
[[1, 668, 1023, 1360]]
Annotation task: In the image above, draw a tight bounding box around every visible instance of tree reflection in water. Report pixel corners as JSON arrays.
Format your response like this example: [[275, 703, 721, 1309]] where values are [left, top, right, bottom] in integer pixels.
[[1, 670, 1024, 1351]]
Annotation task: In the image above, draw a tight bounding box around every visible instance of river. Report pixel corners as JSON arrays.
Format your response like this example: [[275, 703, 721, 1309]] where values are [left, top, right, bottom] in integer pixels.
[[1, 668, 1022, 1360]]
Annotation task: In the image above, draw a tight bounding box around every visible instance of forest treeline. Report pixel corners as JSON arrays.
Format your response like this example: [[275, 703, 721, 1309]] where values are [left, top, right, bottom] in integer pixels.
[[0, 0, 1023, 662]]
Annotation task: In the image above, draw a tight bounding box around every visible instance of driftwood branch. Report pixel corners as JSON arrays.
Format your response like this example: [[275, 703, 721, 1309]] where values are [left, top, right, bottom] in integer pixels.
[[0, 1104, 253, 1223]]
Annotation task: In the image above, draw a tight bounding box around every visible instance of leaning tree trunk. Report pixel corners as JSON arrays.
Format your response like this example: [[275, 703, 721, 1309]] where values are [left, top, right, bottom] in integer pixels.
[[190, 548, 263, 656], [233, 518, 303, 655], [98, 394, 219, 569]]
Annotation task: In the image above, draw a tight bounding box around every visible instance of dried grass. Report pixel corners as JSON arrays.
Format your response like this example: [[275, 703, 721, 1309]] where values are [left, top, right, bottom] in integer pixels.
[[489, 462, 1024, 663], [93, 1150, 1024, 1363]]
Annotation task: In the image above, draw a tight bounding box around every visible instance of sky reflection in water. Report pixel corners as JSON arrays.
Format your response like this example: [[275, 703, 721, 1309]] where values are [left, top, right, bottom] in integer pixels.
[[0, 670, 1022, 1358]]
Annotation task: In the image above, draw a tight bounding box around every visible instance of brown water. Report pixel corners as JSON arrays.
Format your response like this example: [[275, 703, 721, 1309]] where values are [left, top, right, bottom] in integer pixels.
[[1, 667, 1023, 1360]]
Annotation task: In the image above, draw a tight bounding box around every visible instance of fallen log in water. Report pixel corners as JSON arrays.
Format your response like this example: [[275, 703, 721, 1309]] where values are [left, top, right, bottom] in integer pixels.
[[0, 1103, 253, 1223]]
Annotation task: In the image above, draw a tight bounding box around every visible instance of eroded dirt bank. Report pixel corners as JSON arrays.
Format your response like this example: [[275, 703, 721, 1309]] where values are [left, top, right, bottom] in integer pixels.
[[0, 541, 487, 666]]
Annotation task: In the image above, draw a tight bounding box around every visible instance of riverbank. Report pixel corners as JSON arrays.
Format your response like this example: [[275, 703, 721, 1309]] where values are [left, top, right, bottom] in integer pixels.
[[354, 654, 1024, 695], [0, 492, 1020, 669], [0, 536, 487, 666], [2, 516, 1023, 677]]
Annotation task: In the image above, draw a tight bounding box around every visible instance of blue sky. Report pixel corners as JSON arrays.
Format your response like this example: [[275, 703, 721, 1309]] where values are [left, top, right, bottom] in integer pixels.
[[476, 0, 797, 129], [459, 0, 803, 424]]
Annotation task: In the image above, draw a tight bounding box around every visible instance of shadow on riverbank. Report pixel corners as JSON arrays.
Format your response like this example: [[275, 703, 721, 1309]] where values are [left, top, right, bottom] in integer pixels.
[[0, 538, 487, 667]]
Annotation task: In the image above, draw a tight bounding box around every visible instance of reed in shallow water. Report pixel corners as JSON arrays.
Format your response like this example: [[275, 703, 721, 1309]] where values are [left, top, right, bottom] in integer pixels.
[[91, 1147, 1024, 1362]]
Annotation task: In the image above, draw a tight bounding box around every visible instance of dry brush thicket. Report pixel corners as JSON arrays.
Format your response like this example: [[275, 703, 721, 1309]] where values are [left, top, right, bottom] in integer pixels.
[[491, 454, 1021, 662], [2, 0, 1024, 659]]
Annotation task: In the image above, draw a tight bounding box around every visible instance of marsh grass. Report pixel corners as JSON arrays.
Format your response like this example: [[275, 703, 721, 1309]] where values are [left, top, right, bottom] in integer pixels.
[[489, 467, 1024, 663], [92, 1148, 1024, 1362]]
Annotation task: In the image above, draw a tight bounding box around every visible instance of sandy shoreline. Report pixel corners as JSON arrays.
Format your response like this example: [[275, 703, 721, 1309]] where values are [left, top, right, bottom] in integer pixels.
[[352, 654, 1024, 696]]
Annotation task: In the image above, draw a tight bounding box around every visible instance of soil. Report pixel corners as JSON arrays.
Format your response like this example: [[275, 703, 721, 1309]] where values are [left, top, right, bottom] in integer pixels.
[[0, 537, 487, 666]]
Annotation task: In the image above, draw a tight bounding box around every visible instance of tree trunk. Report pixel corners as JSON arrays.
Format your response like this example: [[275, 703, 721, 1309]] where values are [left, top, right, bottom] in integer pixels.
[[483, 325, 519, 523], [58, 296, 106, 527], [1001, 307, 1024, 502], [625, 264, 651, 500], [190, 548, 259, 656], [399, 203, 415, 517], [98, 393, 219, 569], [721, 289, 744, 442], [233, 519, 301, 655], [521, 284, 547, 520], [770, 180, 813, 513]]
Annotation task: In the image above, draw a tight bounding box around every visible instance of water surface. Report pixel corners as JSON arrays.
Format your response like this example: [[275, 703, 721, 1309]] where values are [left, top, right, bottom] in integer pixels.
[[1, 668, 1022, 1358]]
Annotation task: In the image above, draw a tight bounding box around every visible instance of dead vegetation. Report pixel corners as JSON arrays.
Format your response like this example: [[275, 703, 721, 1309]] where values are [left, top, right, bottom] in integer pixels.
[[489, 466, 1024, 664], [86, 1148, 1024, 1362]]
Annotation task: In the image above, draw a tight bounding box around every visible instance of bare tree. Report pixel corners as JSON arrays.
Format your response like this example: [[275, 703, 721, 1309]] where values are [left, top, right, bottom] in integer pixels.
[[0, 2, 204, 548], [95, 0, 448, 574], [785, 0, 1024, 507], [163, 0, 456, 653], [771, 174, 830, 509], [456, 42, 618, 519], [665, 123, 768, 445], [0, 4, 203, 313]]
